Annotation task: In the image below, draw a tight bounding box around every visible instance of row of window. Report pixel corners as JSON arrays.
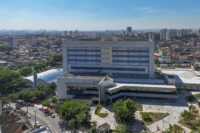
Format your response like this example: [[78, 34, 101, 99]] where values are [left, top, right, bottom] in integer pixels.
[[68, 59, 149, 63], [113, 50, 149, 53], [68, 49, 101, 52], [68, 59, 101, 62], [112, 47, 149, 50], [68, 54, 149, 58], [113, 63, 149, 66], [113, 60, 149, 63], [112, 55, 149, 58], [68, 54, 101, 57], [70, 66, 145, 72]]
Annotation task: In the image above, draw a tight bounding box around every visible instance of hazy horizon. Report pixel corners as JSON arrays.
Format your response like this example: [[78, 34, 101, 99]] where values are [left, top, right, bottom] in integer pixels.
[[0, 0, 200, 30]]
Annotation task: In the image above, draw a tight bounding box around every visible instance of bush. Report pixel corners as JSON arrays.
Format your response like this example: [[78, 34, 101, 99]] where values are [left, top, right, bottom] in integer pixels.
[[181, 110, 195, 121], [89, 123, 97, 133], [95, 105, 108, 118], [113, 124, 127, 133], [141, 112, 169, 125], [142, 113, 152, 122]]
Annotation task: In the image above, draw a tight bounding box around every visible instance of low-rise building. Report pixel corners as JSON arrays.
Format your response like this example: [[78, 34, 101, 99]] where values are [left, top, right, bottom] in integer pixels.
[[162, 68, 200, 90]]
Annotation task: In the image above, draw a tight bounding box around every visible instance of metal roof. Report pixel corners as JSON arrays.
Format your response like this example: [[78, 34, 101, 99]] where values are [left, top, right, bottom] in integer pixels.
[[24, 69, 64, 84]]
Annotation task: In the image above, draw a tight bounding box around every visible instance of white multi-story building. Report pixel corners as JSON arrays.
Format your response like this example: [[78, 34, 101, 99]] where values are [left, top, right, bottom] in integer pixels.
[[160, 29, 170, 41], [62, 41, 154, 78], [57, 40, 177, 102]]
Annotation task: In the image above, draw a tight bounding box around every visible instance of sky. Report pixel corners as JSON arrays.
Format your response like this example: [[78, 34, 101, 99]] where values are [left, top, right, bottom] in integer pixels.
[[0, 0, 200, 30]]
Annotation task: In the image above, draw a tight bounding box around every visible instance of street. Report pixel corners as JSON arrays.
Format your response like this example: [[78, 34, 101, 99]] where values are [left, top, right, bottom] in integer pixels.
[[11, 103, 66, 133]]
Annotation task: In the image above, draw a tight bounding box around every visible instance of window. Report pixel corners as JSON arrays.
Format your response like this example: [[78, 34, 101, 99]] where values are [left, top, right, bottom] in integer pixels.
[[70, 66, 145, 72]]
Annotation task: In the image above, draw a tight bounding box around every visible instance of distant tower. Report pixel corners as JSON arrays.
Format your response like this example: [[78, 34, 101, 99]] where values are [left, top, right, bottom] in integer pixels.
[[29, 36, 36, 46], [160, 29, 170, 41], [64, 31, 67, 36], [10, 37, 18, 48], [126, 26, 132, 35], [147, 32, 155, 41], [198, 29, 200, 36], [33, 72, 38, 88]]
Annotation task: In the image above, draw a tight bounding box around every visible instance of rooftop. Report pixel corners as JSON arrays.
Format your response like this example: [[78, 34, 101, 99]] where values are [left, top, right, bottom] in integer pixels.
[[107, 83, 176, 94], [61, 72, 107, 79], [24, 68, 64, 84], [162, 68, 200, 84]]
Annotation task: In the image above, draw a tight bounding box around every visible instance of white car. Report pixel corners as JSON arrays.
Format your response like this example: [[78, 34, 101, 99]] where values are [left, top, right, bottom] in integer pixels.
[[51, 114, 56, 118], [36, 121, 42, 127], [26, 114, 31, 119]]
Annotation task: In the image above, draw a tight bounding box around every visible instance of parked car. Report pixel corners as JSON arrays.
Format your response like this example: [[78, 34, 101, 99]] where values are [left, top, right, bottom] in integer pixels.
[[36, 121, 42, 128], [26, 114, 31, 119], [43, 107, 50, 113], [39, 107, 43, 111], [26, 103, 34, 107], [51, 114, 56, 118], [58, 120, 65, 125]]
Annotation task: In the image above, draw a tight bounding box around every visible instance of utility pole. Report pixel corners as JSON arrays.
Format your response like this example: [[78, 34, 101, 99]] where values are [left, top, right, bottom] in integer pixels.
[[27, 105, 28, 113], [34, 110, 36, 128], [99, 85, 101, 104]]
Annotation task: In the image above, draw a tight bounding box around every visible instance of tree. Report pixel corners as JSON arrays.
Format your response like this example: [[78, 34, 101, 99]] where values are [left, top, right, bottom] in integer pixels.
[[48, 82, 57, 95], [113, 99, 137, 123], [51, 96, 58, 105], [42, 98, 52, 107], [0, 68, 25, 94], [18, 67, 33, 76], [9, 93, 18, 102], [17, 89, 45, 102], [58, 101, 90, 126], [52, 54, 62, 62], [89, 123, 97, 133], [76, 112, 87, 124], [68, 119, 75, 129], [37, 85, 47, 93], [113, 124, 127, 133]]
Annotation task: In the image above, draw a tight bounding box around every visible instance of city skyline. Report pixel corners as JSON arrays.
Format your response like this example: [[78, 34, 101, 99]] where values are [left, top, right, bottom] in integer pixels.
[[0, 0, 200, 30]]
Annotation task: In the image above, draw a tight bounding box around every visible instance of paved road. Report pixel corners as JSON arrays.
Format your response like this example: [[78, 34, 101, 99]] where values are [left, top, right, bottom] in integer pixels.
[[11, 103, 65, 133]]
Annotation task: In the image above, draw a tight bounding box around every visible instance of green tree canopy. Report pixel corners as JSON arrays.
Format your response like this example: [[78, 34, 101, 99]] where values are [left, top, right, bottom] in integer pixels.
[[18, 67, 33, 76], [17, 89, 45, 102], [113, 99, 137, 123], [0, 68, 25, 94], [58, 101, 90, 127], [52, 54, 62, 62]]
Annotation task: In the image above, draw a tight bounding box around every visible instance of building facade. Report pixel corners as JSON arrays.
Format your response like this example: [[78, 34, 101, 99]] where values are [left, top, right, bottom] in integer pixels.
[[56, 40, 179, 102], [62, 41, 154, 79], [160, 29, 170, 41]]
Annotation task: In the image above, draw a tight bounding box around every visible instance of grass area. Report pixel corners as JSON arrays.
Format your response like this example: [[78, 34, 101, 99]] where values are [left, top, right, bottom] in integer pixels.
[[95, 105, 108, 118], [187, 93, 200, 102], [163, 124, 184, 133], [141, 112, 169, 126], [179, 105, 200, 131], [135, 103, 142, 111]]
